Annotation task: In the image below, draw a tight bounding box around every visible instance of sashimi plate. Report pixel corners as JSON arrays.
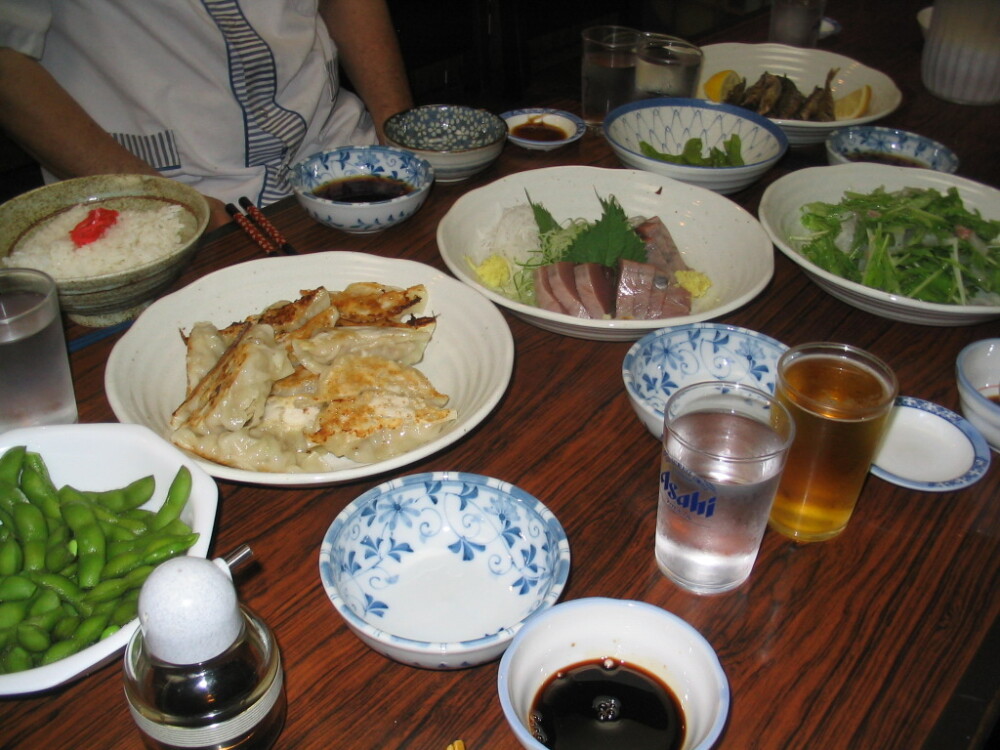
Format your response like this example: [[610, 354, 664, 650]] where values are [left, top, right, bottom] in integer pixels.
[[106, 252, 514, 486], [437, 166, 773, 341]]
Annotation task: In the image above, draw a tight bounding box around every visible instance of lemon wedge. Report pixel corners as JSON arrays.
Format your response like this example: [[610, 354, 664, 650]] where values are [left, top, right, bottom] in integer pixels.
[[834, 84, 872, 119], [703, 69, 742, 103]]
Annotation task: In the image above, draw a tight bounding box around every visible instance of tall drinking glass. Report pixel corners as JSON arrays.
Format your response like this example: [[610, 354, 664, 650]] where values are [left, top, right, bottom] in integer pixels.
[[0, 268, 78, 433], [581, 25, 639, 126], [656, 381, 795, 595], [769, 343, 898, 543], [633, 33, 703, 99], [768, 0, 827, 48]]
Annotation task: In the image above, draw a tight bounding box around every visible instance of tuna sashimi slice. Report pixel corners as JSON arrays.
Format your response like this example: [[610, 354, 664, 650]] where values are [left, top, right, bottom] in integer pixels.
[[574, 263, 616, 318], [547, 262, 589, 318], [534, 265, 566, 314]]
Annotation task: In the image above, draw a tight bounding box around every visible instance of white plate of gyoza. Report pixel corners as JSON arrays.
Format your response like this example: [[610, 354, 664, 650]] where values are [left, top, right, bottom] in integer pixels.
[[106, 252, 514, 485]]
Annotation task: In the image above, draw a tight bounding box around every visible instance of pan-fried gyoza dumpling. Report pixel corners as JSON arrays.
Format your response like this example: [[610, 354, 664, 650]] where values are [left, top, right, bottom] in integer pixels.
[[308, 354, 456, 463], [329, 282, 428, 323], [288, 319, 436, 372], [182, 321, 233, 395], [259, 287, 332, 334], [170, 323, 293, 434], [170, 425, 332, 473]]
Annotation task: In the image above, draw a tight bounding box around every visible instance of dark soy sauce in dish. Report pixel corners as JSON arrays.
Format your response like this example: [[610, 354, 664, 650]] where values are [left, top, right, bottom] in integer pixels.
[[529, 657, 685, 750], [511, 119, 567, 142], [313, 175, 413, 203], [845, 152, 927, 168]]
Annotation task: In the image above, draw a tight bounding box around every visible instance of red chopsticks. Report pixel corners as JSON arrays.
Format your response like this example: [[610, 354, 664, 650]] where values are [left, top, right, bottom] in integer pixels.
[[226, 197, 297, 255]]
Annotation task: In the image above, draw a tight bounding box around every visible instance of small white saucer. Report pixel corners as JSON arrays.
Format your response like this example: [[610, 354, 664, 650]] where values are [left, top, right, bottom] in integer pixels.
[[871, 396, 991, 491]]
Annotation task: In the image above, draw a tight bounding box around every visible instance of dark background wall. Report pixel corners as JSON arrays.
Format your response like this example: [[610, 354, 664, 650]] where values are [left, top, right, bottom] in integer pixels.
[[0, 0, 769, 202]]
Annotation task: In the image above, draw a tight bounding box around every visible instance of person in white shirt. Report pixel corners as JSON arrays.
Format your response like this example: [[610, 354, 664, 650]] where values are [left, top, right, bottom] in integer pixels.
[[0, 0, 413, 229]]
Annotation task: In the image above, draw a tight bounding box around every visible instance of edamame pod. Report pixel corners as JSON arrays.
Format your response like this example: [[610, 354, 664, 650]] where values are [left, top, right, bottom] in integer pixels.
[[0, 575, 37, 602], [16, 622, 50, 653], [0, 538, 23, 576], [39, 636, 82, 666], [0, 600, 28, 629], [12, 502, 47, 543], [0, 446, 25, 486], [19, 466, 62, 522], [149, 466, 191, 531], [1, 644, 33, 673]]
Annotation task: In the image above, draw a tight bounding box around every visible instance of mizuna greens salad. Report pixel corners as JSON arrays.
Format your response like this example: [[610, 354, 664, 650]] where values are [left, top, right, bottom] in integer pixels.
[[794, 186, 1000, 306]]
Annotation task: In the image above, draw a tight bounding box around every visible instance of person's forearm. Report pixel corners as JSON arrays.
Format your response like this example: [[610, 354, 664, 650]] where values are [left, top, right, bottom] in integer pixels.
[[0, 48, 159, 179], [318, 0, 413, 141], [0, 48, 229, 228]]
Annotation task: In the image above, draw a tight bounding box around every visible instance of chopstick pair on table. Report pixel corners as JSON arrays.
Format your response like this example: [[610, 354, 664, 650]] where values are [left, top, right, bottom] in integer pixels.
[[225, 197, 297, 255]]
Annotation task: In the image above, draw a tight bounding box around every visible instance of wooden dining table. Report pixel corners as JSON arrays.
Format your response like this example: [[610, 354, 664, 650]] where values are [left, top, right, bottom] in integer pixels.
[[3, 0, 998, 747]]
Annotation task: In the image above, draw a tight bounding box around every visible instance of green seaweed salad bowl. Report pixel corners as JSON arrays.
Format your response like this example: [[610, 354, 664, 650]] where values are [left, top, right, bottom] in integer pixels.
[[0, 424, 217, 696], [759, 163, 1000, 326]]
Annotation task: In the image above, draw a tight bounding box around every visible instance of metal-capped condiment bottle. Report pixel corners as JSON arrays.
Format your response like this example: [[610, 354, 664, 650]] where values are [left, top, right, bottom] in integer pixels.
[[123, 556, 285, 750]]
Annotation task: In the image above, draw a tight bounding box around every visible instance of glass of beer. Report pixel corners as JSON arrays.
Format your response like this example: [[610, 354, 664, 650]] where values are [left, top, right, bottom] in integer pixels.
[[769, 343, 898, 542]]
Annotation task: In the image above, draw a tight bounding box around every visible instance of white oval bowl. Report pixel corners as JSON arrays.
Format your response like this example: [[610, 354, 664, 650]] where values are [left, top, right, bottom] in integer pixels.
[[437, 166, 774, 342], [698, 43, 902, 147], [758, 164, 1000, 326]]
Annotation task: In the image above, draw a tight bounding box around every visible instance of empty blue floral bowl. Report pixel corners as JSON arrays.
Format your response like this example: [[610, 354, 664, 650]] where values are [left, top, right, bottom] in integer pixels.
[[384, 105, 507, 182], [825, 126, 959, 173], [319, 472, 570, 669], [623, 323, 788, 437], [289, 145, 433, 234]]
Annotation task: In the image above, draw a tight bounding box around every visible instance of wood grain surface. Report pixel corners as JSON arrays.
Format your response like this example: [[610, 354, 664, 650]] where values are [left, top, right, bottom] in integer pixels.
[[2, 1, 998, 748]]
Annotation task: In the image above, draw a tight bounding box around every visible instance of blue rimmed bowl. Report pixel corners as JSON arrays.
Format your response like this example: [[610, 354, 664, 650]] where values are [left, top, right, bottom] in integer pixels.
[[501, 108, 586, 151], [384, 104, 507, 182], [288, 145, 433, 234], [825, 126, 959, 173], [318, 472, 571, 669], [603, 97, 788, 194], [623, 323, 789, 437]]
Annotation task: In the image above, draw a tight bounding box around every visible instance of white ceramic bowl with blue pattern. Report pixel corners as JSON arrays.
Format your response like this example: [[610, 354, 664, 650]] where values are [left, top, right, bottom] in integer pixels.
[[289, 145, 433, 234], [319, 472, 571, 669], [384, 104, 508, 182], [603, 98, 788, 194], [825, 126, 959, 173], [623, 323, 789, 437]]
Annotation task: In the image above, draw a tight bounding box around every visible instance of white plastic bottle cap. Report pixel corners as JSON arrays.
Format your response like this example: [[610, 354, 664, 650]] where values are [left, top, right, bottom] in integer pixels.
[[138, 557, 243, 664]]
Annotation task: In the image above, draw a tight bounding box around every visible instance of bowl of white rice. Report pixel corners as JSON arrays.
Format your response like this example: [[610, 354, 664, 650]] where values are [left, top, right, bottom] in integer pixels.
[[0, 174, 210, 327]]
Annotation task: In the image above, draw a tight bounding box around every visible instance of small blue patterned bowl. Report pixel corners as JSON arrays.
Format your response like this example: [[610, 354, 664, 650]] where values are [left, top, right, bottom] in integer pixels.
[[623, 323, 789, 437], [604, 98, 788, 194], [384, 105, 507, 182], [319, 472, 571, 669], [288, 145, 433, 234], [825, 126, 959, 173]]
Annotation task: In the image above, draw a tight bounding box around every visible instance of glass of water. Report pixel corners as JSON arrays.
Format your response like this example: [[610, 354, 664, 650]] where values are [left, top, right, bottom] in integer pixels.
[[581, 25, 640, 126], [656, 381, 795, 595], [0, 268, 78, 433], [633, 33, 703, 100]]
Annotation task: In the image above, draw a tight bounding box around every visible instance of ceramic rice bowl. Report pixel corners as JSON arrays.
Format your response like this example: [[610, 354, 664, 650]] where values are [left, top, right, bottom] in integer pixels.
[[0, 174, 209, 327]]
